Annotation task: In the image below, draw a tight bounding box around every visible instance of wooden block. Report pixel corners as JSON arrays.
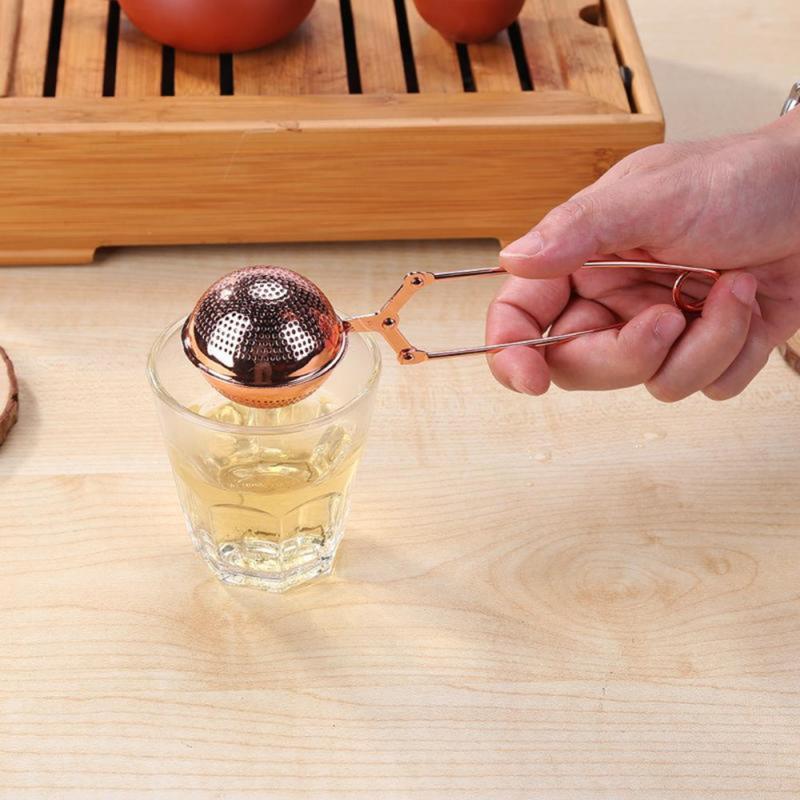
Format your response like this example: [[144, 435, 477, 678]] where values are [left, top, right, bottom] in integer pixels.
[[517, 0, 565, 90], [469, 30, 520, 92], [234, 0, 347, 96], [0, 94, 661, 263], [404, 0, 462, 93], [174, 51, 220, 96], [349, 0, 406, 94], [57, 0, 109, 98], [0, 247, 97, 265], [115, 9, 162, 97]]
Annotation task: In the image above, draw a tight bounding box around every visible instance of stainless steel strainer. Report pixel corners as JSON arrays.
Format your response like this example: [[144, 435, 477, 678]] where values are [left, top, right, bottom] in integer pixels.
[[182, 267, 346, 408], [183, 262, 720, 408]]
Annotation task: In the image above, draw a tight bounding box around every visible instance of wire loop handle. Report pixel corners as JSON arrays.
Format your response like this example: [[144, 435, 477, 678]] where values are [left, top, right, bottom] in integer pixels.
[[345, 261, 720, 365]]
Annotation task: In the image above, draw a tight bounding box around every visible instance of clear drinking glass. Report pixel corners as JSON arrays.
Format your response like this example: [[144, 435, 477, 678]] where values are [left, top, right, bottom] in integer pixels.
[[147, 318, 381, 592]]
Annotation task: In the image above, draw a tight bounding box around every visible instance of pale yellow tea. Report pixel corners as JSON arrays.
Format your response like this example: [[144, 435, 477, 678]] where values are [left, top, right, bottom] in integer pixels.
[[169, 398, 362, 590]]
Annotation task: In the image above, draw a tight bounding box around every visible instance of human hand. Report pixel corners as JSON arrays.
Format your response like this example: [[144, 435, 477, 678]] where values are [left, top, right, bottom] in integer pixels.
[[486, 112, 800, 401]]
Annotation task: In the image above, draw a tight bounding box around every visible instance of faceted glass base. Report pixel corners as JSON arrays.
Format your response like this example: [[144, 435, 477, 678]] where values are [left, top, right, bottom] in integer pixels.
[[190, 526, 343, 592]]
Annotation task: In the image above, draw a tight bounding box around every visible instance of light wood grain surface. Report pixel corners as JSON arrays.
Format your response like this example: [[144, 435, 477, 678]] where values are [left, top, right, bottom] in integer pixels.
[[173, 51, 220, 97], [0, 93, 658, 265], [349, 0, 407, 95], [234, 0, 347, 96], [537, 0, 629, 111], [55, 0, 108, 98], [5, 0, 48, 98], [2, 1, 800, 798], [469, 30, 520, 93], [115, 9, 162, 99], [404, 0, 463, 93]]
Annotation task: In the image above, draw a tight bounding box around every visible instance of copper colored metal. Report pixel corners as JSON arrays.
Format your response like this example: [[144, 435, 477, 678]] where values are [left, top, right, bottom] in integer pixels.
[[183, 261, 720, 407], [182, 266, 346, 408]]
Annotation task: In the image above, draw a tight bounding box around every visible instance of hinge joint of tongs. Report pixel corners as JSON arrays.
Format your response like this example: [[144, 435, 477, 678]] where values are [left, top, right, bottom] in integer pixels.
[[345, 270, 437, 363]]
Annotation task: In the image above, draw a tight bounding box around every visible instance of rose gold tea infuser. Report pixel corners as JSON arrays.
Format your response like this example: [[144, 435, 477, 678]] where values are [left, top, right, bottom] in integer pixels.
[[183, 261, 720, 408]]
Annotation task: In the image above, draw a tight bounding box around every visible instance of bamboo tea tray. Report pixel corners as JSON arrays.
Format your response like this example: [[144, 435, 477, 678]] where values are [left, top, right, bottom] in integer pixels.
[[0, 0, 663, 265]]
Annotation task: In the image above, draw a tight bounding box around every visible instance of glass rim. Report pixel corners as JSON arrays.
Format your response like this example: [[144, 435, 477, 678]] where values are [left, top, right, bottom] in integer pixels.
[[146, 317, 382, 435]]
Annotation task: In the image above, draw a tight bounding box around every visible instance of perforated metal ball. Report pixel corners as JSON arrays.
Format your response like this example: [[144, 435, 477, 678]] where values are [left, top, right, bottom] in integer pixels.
[[182, 266, 346, 407]]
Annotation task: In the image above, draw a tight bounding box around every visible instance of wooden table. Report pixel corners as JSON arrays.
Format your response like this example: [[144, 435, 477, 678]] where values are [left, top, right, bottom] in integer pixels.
[[2, 2, 799, 797]]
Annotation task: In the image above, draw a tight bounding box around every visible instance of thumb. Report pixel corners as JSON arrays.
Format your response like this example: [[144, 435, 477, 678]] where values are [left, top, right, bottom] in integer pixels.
[[500, 181, 664, 279]]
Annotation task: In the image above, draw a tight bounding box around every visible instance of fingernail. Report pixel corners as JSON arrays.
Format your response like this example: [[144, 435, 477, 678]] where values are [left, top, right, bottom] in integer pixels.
[[654, 310, 686, 341], [731, 273, 757, 306], [511, 374, 534, 395], [500, 230, 544, 259]]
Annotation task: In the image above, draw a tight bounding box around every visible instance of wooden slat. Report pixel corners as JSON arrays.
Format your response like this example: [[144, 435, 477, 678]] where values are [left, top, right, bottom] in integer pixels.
[[0, 91, 625, 126], [0, 0, 23, 97], [57, 0, 109, 98], [468, 31, 520, 92], [604, 0, 663, 116], [115, 9, 161, 97], [234, 0, 347, 96], [517, 0, 565, 90], [522, 0, 629, 110], [551, 0, 629, 110], [8, 0, 51, 96], [349, 0, 405, 94], [404, 0, 462, 92], [174, 52, 219, 96]]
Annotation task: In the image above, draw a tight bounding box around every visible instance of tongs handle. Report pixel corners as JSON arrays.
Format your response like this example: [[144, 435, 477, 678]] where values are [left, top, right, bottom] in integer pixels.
[[345, 261, 720, 365], [782, 80, 800, 116]]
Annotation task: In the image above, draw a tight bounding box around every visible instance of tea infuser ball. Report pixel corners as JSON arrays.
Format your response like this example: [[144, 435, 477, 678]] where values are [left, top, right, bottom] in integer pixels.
[[183, 262, 720, 409], [182, 266, 347, 408]]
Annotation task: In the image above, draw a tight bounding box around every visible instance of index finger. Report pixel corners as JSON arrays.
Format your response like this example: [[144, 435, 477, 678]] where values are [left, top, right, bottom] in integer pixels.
[[485, 275, 570, 395]]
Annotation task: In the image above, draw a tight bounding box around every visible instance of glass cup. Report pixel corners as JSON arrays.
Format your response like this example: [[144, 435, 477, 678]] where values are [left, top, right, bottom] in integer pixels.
[[147, 318, 381, 592]]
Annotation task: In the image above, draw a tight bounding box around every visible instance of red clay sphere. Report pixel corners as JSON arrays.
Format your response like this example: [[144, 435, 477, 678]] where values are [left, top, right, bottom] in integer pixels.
[[118, 0, 317, 54], [412, 0, 526, 44]]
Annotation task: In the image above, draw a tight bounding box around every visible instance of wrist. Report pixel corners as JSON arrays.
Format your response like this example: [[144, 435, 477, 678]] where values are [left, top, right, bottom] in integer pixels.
[[761, 107, 800, 232], [761, 100, 800, 163], [767, 102, 800, 139]]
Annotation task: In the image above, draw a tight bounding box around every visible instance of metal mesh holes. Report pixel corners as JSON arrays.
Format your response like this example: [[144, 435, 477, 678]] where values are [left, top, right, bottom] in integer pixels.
[[186, 266, 344, 387]]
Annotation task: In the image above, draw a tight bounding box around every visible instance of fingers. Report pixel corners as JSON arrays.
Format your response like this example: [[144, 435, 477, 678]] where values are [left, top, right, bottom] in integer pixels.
[[545, 300, 687, 391], [486, 321, 550, 395], [485, 276, 570, 395], [645, 272, 757, 402], [702, 313, 772, 400], [486, 267, 764, 401], [486, 274, 687, 393]]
